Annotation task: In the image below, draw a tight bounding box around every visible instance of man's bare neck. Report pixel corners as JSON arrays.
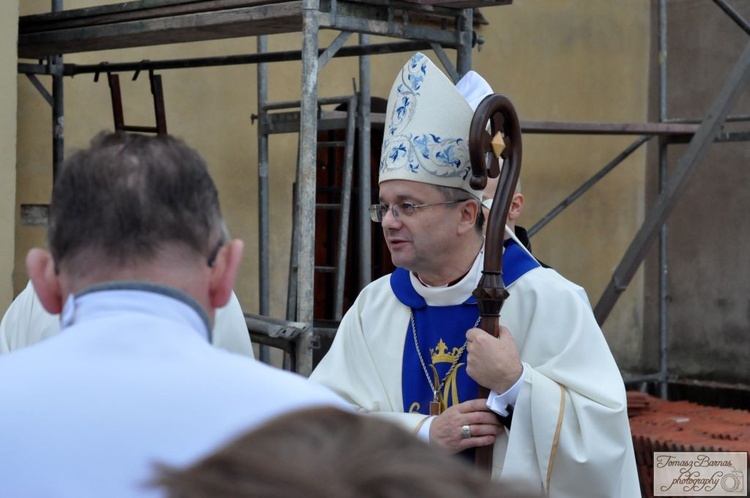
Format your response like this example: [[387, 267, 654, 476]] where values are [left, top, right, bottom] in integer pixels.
[[414, 236, 483, 287]]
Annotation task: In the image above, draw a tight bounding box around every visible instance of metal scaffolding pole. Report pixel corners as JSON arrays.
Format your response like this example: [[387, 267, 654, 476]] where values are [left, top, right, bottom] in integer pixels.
[[51, 42, 433, 77], [334, 95, 358, 320], [257, 35, 271, 363], [358, 33, 372, 289], [712, 0, 750, 35], [456, 8, 473, 77], [51, 0, 64, 181], [295, 0, 321, 376], [657, 0, 670, 399]]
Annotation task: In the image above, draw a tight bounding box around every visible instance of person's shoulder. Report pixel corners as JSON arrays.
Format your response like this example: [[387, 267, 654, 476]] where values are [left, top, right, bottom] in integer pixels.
[[208, 347, 336, 387], [517, 266, 592, 304], [350, 272, 395, 302], [367, 272, 394, 290], [531, 266, 581, 286], [217, 351, 350, 408], [0, 281, 61, 353], [212, 291, 254, 358]]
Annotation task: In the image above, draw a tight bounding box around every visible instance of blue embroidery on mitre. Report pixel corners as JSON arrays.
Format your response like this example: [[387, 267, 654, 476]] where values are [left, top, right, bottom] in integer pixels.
[[388, 54, 426, 136], [381, 134, 469, 180], [380, 53, 471, 182]]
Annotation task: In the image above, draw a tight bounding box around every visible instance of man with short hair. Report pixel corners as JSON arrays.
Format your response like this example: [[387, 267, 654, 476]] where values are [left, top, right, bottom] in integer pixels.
[[0, 132, 346, 497], [310, 53, 639, 497]]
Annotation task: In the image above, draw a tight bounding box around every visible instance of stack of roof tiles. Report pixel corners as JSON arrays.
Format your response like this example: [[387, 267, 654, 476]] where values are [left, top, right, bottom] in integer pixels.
[[627, 391, 750, 497]]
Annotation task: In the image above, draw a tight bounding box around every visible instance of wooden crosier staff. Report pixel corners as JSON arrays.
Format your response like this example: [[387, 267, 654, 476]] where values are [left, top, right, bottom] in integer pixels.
[[468, 94, 522, 474]]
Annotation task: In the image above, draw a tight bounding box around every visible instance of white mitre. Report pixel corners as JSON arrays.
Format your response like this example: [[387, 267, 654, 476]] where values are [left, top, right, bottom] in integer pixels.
[[455, 69, 494, 112], [379, 52, 483, 201]]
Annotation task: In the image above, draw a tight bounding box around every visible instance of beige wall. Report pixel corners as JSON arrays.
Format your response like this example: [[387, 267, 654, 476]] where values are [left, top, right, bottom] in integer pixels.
[[14, 1, 651, 369], [1, 2, 19, 310], [476, 2, 651, 371]]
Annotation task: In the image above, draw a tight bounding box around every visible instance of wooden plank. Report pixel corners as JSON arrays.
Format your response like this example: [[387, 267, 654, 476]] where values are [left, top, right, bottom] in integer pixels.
[[18, 0, 484, 57], [20, 0, 497, 34], [19, 2, 305, 58], [400, 0, 511, 7], [320, 12, 462, 46], [20, 0, 292, 33]]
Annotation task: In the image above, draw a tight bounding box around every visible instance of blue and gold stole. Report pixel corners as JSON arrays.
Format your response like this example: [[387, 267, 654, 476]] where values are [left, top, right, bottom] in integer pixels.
[[393, 238, 540, 415]]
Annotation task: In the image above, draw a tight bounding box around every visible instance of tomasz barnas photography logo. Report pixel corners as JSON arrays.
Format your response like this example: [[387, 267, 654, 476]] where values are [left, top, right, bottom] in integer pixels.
[[654, 452, 747, 496]]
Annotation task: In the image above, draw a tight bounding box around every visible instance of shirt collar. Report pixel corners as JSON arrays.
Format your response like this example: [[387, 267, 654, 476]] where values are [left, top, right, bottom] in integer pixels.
[[60, 282, 212, 342]]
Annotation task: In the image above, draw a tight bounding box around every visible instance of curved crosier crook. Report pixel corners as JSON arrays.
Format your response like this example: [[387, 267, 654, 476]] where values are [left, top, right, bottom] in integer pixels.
[[468, 93, 523, 473]]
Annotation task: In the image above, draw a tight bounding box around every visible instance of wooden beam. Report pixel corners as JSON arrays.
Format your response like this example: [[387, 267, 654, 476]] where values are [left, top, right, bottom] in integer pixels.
[[400, 0, 511, 7], [19, 0, 506, 58], [19, 0, 293, 33], [19, 2, 305, 58]]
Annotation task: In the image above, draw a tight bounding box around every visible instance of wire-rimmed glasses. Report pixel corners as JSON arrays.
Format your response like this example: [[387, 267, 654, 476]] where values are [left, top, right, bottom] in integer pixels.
[[368, 199, 470, 223]]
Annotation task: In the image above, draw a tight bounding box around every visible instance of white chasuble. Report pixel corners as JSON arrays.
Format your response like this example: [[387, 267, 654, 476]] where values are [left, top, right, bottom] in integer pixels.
[[310, 236, 639, 497]]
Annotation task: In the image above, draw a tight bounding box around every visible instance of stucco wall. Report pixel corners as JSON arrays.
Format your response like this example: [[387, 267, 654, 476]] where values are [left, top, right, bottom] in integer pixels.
[[1, 2, 19, 309], [644, 1, 750, 384], [14, 1, 651, 371]]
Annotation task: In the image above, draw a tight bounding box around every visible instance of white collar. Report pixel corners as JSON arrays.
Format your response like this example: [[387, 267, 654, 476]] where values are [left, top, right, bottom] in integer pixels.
[[408, 240, 485, 307]]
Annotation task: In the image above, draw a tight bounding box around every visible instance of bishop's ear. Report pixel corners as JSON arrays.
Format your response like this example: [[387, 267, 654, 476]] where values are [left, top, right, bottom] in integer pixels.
[[458, 198, 480, 235], [26, 248, 64, 315]]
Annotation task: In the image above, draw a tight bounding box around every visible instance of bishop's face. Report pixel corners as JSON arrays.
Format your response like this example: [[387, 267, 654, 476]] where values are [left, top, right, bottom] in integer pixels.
[[377, 180, 467, 284]]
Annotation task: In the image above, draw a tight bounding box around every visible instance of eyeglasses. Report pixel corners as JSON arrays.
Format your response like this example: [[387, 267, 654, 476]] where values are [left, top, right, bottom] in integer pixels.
[[368, 199, 470, 223]]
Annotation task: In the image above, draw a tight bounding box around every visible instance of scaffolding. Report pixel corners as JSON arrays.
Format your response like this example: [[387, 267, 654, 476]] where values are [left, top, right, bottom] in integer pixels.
[[17, 0, 502, 375], [16, 0, 750, 389]]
